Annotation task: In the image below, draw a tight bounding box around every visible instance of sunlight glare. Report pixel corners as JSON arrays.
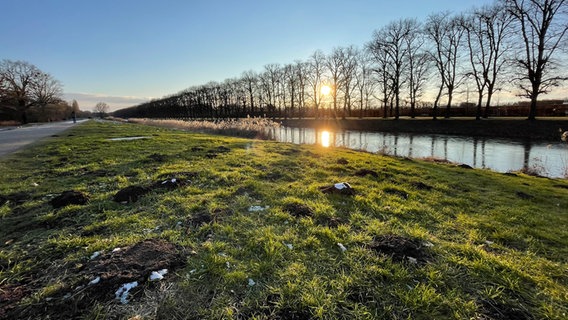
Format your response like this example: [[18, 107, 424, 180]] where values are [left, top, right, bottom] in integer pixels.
[[321, 130, 331, 148], [321, 85, 331, 96]]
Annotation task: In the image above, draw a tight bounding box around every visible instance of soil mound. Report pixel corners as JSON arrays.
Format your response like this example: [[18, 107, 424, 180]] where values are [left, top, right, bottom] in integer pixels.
[[113, 186, 151, 203], [50, 190, 89, 208], [368, 234, 430, 264]]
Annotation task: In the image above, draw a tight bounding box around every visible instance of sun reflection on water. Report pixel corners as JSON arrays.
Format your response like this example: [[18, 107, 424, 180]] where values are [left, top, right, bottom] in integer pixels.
[[321, 130, 331, 148]]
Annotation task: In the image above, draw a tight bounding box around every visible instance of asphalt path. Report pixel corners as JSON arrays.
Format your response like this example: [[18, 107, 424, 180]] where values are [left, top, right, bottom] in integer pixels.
[[0, 120, 86, 157]]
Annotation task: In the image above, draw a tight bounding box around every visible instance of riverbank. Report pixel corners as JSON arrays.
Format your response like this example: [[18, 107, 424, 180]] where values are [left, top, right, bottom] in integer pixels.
[[0, 121, 566, 319], [281, 117, 568, 141]]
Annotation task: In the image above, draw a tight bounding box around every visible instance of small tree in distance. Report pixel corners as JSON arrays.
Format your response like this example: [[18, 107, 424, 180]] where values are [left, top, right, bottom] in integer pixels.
[[93, 102, 109, 118]]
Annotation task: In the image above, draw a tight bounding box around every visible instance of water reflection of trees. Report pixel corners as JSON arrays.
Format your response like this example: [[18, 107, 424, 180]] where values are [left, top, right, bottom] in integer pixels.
[[269, 127, 558, 177]]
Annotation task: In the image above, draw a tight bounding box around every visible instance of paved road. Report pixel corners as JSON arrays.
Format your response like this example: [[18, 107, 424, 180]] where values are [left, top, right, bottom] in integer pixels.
[[0, 120, 86, 157]]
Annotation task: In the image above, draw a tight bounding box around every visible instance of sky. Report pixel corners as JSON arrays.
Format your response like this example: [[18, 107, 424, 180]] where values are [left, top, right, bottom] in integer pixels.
[[0, 0, 538, 112]]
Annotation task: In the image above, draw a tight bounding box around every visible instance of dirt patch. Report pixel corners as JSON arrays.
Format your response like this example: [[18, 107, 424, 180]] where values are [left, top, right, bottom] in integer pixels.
[[50, 190, 89, 208], [146, 153, 168, 162], [368, 234, 430, 264], [354, 169, 378, 178], [113, 186, 151, 203], [411, 181, 433, 191], [206, 146, 231, 158], [186, 211, 215, 227], [283, 203, 314, 218], [4, 239, 187, 319], [337, 158, 349, 165], [0, 284, 30, 318], [383, 187, 409, 200], [553, 184, 568, 190], [317, 216, 344, 228], [0, 192, 30, 206], [516, 191, 534, 200]]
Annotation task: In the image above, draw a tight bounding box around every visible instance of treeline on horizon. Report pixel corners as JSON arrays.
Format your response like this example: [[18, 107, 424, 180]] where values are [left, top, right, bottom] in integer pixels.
[[114, 0, 567, 121]]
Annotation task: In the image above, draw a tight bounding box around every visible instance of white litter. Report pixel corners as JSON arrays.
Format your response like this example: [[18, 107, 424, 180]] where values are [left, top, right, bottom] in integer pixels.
[[334, 182, 351, 190], [226, 261, 231, 269], [248, 278, 256, 287], [421, 241, 434, 248], [88, 276, 101, 285], [248, 205, 269, 212], [407, 257, 418, 264], [485, 240, 494, 245], [32, 182, 39, 187], [112, 247, 121, 253], [337, 243, 347, 252], [283, 242, 293, 250], [115, 281, 138, 304], [149, 269, 168, 281], [90, 251, 101, 259]]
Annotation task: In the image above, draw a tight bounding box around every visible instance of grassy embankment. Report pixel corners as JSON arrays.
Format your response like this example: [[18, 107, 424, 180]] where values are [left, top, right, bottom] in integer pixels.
[[0, 120, 567, 319]]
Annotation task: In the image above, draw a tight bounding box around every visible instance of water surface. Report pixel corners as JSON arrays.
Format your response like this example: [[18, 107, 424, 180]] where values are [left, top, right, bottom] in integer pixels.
[[268, 127, 567, 178]]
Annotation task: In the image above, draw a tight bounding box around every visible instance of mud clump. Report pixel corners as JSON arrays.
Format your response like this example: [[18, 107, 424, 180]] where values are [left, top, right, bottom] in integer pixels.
[[383, 187, 409, 200], [354, 169, 378, 178], [87, 239, 184, 289], [3, 239, 187, 319], [186, 211, 214, 227], [283, 203, 314, 218], [0, 284, 30, 318], [337, 158, 349, 165], [50, 190, 89, 208], [0, 192, 30, 206], [113, 186, 151, 203], [368, 234, 430, 264], [411, 181, 432, 191]]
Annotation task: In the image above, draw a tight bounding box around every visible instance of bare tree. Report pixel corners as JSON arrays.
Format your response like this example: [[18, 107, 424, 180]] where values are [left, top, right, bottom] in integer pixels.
[[367, 42, 394, 118], [241, 70, 258, 116], [0, 59, 63, 122], [93, 102, 109, 118], [338, 45, 359, 118], [354, 50, 376, 118], [425, 12, 466, 119], [307, 50, 326, 118], [463, 4, 515, 119], [369, 19, 417, 119], [504, 0, 568, 120], [325, 47, 345, 118], [294, 60, 309, 118], [403, 19, 431, 118]]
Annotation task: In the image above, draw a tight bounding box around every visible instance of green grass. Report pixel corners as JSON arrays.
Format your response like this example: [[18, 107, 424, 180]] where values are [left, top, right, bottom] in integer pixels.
[[0, 120, 567, 319]]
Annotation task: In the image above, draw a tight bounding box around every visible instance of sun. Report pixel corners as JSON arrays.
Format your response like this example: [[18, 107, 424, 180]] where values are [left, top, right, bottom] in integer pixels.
[[321, 85, 331, 96]]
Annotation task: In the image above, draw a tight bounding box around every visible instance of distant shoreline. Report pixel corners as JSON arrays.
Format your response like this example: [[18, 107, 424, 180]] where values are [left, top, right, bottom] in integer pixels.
[[280, 117, 568, 142]]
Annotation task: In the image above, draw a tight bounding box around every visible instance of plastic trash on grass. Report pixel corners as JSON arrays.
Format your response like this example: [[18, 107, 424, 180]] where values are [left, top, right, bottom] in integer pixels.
[[115, 281, 138, 304], [319, 182, 355, 196], [149, 269, 168, 281]]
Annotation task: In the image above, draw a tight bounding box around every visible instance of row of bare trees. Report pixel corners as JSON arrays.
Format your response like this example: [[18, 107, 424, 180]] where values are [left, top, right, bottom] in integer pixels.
[[115, 0, 567, 121]]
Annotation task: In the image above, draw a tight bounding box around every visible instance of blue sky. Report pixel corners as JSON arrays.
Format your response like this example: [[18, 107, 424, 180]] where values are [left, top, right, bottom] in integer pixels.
[[1, 0, 499, 111]]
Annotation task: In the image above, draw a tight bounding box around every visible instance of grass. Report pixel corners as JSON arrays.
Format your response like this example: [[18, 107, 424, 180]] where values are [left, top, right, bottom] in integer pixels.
[[0, 120, 567, 319]]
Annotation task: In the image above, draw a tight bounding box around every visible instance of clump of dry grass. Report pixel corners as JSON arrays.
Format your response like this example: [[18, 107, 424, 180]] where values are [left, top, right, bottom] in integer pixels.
[[0, 120, 21, 127], [127, 117, 280, 139]]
